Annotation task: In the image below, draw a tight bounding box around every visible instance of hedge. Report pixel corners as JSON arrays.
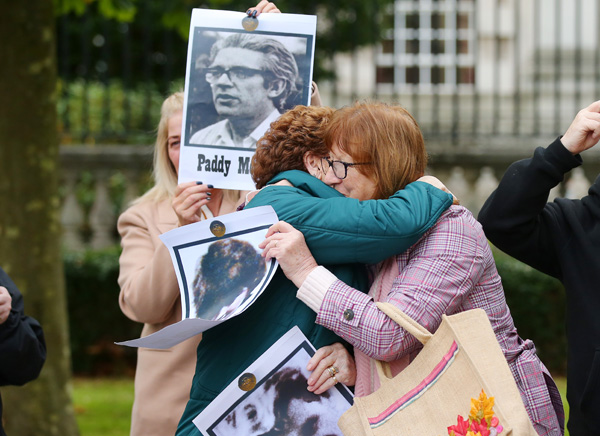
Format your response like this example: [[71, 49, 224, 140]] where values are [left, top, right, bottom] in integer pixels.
[[64, 245, 567, 376], [492, 248, 567, 374], [64, 246, 139, 376]]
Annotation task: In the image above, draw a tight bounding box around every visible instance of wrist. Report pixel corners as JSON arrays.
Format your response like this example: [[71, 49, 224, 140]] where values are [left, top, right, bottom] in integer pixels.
[[296, 266, 338, 313], [290, 260, 319, 288], [560, 134, 584, 155]]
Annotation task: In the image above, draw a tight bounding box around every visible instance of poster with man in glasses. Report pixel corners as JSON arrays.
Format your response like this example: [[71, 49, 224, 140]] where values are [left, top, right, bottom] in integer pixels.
[[178, 9, 317, 190]]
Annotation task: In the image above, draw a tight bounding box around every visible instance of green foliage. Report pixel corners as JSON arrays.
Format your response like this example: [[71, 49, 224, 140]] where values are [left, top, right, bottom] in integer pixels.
[[493, 248, 567, 374], [97, 0, 137, 22], [55, 0, 393, 83], [162, 9, 198, 40], [64, 246, 139, 375], [55, 0, 137, 22], [57, 79, 183, 144], [54, 0, 89, 16]]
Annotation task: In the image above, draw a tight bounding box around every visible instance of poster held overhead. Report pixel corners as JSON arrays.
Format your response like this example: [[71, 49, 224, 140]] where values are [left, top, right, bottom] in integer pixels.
[[179, 9, 317, 190]]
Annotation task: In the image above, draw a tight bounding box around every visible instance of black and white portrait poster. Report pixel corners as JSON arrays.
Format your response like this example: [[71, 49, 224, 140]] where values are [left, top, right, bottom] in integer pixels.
[[178, 9, 317, 190], [193, 327, 354, 436], [116, 206, 279, 350]]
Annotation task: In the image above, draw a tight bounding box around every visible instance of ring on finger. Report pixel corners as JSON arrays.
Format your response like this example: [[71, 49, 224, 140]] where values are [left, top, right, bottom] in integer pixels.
[[332, 375, 338, 385], [327, 366, 339, 378]]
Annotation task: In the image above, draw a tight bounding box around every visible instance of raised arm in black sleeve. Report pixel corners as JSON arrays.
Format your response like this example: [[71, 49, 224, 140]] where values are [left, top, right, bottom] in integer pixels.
[[478, 137, 583, 278], [479, 137, 600, 435]]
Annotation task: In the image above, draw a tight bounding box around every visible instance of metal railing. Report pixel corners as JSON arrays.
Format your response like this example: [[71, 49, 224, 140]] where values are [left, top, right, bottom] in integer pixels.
[[56, 0, 600, 146], [55, 0, 600, 250]]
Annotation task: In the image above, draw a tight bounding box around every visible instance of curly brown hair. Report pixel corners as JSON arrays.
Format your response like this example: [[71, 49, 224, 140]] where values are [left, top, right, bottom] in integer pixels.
[[251, 105, 334, 188]]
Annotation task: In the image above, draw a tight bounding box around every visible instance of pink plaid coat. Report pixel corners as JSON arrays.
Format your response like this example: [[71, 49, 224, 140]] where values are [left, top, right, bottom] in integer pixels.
[[298, 206, 564, 436]]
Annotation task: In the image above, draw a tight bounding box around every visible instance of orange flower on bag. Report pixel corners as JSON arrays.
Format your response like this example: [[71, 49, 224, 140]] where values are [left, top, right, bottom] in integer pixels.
[[447, 390, 504, 436], [470, 390, 495, 423]]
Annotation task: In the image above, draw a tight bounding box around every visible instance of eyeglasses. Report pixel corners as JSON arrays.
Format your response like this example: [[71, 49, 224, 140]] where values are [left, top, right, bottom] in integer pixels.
[[205, 66, 265, 84], [320, 157, 372, 180]]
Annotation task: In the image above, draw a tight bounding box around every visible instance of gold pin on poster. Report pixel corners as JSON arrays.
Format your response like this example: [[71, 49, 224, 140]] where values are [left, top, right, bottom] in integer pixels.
[[209, 220, 226, 237], [238, 372, 257, 391], [242, 10, 258, 31]]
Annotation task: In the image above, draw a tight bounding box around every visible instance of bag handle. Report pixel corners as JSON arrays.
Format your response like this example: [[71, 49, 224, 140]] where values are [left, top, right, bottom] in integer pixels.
[[375, 302, 433, 344], [374, 302, 434, 383]]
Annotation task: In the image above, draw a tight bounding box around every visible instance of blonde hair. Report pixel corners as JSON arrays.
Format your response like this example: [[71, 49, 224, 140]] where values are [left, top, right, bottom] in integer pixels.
[[135, 92, 239, 205], [324, 101, 427, 199], [135, 92, 183, 204]]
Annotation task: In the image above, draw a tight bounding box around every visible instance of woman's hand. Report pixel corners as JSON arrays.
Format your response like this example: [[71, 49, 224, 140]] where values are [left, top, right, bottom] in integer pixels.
[[0, 286, 12, 325], [259, 221, 318, 287], [172, 182, 213, 226], [417, 175, 460, 205], [306, 343, 356, 394], [247, 0, 280, 17]]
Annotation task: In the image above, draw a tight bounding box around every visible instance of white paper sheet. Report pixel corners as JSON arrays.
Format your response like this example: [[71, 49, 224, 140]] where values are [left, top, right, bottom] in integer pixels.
[[179, 9, 317, 190], [116, 206, 279, 349], [193, 326, 354, 436]]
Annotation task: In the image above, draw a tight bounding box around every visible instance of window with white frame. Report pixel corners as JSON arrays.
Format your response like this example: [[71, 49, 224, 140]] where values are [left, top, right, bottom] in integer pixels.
[[377, 0, 476, 93]]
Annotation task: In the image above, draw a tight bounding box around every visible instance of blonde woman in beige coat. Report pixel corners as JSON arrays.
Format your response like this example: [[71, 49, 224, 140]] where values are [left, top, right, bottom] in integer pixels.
[[117, 91, 244, 436]]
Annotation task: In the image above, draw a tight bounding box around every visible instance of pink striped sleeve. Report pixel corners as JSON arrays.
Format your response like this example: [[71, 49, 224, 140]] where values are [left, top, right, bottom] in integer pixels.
[[316, 278, 419, 361], [314, 209, 485, 361]]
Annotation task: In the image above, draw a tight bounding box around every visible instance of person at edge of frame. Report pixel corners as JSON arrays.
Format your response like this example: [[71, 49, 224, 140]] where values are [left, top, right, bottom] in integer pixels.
[[479, 100, 600, 436], [0, 267, 46, 436]]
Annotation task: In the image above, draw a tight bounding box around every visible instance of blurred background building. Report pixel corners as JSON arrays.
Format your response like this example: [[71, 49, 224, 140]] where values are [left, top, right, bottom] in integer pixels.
[[56, 0, 600, 250]]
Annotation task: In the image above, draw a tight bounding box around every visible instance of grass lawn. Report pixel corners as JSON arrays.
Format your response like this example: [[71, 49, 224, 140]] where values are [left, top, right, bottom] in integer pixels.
[[72, 376, 569, 435], [73, 377, 134, 436]]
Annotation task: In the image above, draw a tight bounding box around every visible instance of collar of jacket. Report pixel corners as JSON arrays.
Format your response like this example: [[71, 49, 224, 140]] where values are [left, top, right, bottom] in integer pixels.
[[267, 170, 344, 199]]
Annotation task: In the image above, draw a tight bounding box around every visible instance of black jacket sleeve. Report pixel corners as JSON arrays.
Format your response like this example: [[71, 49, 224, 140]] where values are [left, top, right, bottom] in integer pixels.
[[478, 137, 583, 278], [0, 267, 46, 386]]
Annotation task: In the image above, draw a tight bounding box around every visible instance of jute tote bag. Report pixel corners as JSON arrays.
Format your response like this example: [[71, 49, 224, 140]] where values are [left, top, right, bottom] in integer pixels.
[[338, 302, 537, 435]]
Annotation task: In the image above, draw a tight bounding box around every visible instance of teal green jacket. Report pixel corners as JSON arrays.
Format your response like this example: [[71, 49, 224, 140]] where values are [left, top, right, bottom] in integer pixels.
[[176, 171, 452, 435]]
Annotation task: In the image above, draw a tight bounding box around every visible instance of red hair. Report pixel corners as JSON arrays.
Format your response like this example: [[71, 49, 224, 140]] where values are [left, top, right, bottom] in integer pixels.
[[324, 101, 427, 199]]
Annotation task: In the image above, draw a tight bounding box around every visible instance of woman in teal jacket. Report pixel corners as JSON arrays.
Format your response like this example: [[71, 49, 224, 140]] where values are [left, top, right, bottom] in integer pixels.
[[175, 106, 452, 435]]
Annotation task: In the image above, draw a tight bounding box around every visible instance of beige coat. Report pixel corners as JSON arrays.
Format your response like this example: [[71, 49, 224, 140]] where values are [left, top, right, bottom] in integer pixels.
[[117, 196, 239, 436]]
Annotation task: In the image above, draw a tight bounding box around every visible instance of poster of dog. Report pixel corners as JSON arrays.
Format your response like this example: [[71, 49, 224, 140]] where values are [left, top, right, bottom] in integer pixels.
[[116, 206, 278, 350]]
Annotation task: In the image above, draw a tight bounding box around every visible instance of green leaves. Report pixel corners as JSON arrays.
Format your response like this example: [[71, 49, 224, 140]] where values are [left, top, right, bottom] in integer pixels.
[[55, 0, 137, 22], [97, 0, 137, 22]]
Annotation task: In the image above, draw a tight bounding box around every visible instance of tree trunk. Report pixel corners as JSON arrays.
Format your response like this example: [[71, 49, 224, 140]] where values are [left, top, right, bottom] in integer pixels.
[[0, 2, 79, 436]]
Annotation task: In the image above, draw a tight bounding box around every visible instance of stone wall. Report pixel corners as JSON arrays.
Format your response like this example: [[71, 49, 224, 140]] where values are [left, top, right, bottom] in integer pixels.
[[59, 141, 600, 250]]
